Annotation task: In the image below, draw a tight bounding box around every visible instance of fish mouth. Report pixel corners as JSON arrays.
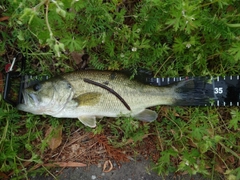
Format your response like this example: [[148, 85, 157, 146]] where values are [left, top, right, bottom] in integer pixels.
[[20, 91, 27, 104], [28, 93, 39, 106], [21, 91, 39, 106]]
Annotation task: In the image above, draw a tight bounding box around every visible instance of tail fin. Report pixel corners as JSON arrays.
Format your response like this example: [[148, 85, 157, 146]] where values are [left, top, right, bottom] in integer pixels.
[[173, 79, 214, 106]]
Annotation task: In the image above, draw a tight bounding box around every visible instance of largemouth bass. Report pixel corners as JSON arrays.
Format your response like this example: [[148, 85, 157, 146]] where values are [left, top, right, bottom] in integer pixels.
[[17, 70, 209, 127]]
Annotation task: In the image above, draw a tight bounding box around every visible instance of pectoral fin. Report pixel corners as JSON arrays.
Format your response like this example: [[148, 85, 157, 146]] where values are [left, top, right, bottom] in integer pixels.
[[134, 109, 157, 122], [74, 92, 101, 106], [78, 116, 96, 128]]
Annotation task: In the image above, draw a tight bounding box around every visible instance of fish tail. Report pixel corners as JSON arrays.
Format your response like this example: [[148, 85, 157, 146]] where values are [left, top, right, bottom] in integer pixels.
[[172, 79, 212, 106]]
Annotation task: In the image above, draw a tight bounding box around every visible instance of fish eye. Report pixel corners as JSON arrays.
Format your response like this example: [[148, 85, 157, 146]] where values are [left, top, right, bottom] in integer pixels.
[[33, 83, 42, 91]]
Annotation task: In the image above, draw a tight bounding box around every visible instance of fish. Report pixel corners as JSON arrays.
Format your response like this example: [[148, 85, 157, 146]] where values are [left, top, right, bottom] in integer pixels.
[[17, 70, 209, 128]]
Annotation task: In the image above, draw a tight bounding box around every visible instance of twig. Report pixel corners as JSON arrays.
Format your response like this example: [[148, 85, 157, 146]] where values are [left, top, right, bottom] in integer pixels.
[[164, 115, 183, 139], [65, 133, 92, 147], [55, 128, 81, 160], [55, 135, 69, 160], [33, 0, 47, 11], [45, 1, 53, 38], [219, 142, 240, 160], [41, 165, 57, 179], [154, 54, 173, 77], [155, 124, 164, 151], [211, 148, 229, 170], [198, 0, 218, 8]]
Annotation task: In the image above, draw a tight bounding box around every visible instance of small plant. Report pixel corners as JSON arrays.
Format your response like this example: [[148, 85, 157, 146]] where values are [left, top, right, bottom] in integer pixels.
[[0, 0, 240, 179], [0, 95, 44, 179], [152, 107, 240, 179], [106, 116, 150, 147], [4, 0, 240, 75]]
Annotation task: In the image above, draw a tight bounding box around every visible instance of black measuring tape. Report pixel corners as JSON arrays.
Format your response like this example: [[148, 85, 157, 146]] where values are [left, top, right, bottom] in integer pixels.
[[3, 55, 240, 107], [146, 76, 240, 107]]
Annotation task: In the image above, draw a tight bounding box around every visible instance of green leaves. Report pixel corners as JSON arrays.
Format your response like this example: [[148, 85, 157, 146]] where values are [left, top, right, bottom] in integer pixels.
[[166, 1, 200, 34], [62, 36, 85, 52], [111, 117, 149, 145], [229, 109, 240, 130], [8, 0, 240, 75], [173, 37, 185, 54], [54, 4, 66, 18], [0, 106, 43, 176], [191, 126, 208, 141], [228, 42, 240, 62], [133, 38, 151, 49], [153, 148, 178, 175], [18, 8, 39, 25], [153, 106, 239, 177]]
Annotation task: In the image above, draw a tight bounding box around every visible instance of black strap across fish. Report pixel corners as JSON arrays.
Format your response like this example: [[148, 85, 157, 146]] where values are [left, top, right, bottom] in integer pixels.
[[3, 55, 240, 107]]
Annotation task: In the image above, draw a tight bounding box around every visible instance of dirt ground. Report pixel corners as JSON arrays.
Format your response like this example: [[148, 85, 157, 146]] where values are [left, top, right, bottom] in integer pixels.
[[26, 126, 215, 180], [30, 158, 208, 180]]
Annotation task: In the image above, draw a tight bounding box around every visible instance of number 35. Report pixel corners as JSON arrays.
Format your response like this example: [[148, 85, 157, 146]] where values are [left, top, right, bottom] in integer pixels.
[[214, 87, 223, 94]]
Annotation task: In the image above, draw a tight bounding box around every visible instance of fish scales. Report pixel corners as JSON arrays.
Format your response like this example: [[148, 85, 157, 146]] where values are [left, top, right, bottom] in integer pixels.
[[62, 71, 174, 112], [17, 70, 210, 127]]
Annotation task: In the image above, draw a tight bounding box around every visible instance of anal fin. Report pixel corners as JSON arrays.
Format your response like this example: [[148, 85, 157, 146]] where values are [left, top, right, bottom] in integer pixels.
[[78, 116, 96, 128], [134, 109, 157, 122]]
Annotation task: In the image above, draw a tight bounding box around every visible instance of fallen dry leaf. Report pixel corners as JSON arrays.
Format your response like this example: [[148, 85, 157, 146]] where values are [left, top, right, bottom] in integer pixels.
[[0, 172, 8, 179], [214, 164, 225, 174], [71, 51, 84, 65], [44, 161, 86, 167], [45, 125, 63, 150], [103, 160, 113, 173], [0, 16, 9, 22]]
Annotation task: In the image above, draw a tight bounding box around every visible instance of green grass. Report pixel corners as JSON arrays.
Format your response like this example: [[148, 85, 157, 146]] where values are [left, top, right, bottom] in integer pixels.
[[1, 0, 240, 179]]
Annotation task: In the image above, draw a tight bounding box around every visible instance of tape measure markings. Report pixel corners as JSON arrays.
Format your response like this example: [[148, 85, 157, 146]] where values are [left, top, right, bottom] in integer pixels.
[[146, 76, 240, 106]]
